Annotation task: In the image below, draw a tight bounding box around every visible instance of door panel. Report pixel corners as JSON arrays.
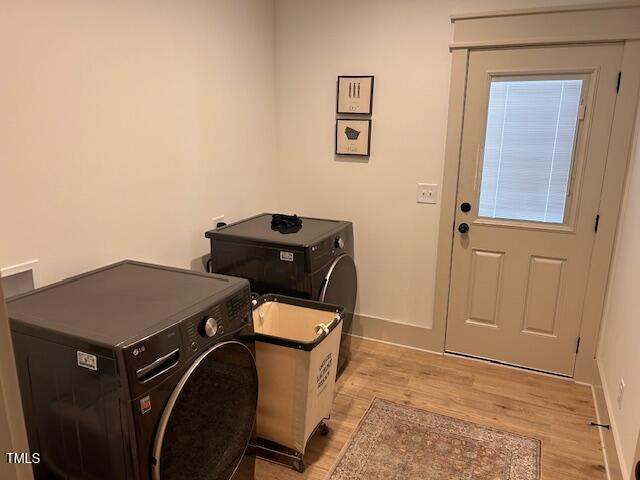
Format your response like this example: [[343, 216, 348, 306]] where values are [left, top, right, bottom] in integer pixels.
[[445, 44, 623, 375], [522, 256, 565, 337], [467, 250, 504, 327]]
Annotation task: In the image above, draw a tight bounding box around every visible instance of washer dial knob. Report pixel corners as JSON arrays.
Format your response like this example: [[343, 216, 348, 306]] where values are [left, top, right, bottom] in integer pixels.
[[201, 317, 218, 337], [335, 237, 345, 249]]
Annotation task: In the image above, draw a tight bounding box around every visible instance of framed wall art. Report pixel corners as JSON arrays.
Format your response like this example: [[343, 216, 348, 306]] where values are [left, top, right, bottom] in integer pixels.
[[336, 75, 374, 114], [335, 119, 371, 156]]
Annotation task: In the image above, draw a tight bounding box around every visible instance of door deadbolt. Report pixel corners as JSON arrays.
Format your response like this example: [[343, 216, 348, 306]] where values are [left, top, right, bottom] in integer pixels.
[[460, 202, 471, 213]]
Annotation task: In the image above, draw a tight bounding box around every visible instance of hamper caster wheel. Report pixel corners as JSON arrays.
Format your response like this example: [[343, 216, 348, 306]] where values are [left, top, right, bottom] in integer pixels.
[[293, 456, 306, 473], [318, 422, 329, 436]]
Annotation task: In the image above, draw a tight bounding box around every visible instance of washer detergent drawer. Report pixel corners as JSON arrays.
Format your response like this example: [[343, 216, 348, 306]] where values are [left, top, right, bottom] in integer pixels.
[[124, 325, 182, 399]]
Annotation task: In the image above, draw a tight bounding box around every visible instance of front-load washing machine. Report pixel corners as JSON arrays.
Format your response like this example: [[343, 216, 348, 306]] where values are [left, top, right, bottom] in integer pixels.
[[205, 213, 357, 375], [8, 260, 258, 480]]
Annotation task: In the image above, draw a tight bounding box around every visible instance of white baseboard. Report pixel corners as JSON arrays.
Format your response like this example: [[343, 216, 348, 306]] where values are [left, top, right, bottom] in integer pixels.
[[592, 360, 626, 480], [351, 313, 444, 352]]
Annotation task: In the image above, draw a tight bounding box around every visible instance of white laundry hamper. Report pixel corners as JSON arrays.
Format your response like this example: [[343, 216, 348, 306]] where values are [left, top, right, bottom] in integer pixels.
[[251, 294, 343, 472]]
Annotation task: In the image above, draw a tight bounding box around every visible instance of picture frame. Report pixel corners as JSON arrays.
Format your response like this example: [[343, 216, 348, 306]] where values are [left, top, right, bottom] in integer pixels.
[[335, 119, 372, 156], [336, 75, 374, 115]]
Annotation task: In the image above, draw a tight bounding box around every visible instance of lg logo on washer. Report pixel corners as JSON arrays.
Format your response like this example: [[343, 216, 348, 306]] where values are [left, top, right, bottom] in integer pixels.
[[133, 345, 146, 356]]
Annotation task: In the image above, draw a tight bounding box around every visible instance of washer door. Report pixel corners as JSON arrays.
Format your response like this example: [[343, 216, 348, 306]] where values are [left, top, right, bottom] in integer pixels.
[[319, 254, 357, 315], [319, 254, 357, 373], [152, 341, 258, 480]]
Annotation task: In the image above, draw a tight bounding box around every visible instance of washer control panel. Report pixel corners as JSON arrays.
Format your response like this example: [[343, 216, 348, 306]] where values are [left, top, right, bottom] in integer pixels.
[[308, 225, 353, 272], [182, 286, 251, 354]]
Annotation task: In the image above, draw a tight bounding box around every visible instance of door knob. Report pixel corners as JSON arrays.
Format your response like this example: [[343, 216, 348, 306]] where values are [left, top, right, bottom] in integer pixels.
[[460, 202, 471, 212], [458, 223, 470, 234]]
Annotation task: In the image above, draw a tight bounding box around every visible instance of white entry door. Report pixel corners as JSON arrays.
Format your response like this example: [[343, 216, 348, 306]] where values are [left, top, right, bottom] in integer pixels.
[[445, 44, 623, 376]]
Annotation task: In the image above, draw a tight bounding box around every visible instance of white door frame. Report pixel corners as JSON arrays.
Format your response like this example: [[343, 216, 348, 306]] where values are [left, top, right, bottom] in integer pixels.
[[433, 3, 640, 383]]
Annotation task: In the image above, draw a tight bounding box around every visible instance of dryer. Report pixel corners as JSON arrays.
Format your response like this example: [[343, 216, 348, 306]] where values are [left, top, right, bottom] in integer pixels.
[[205, 213, 357, 375], [8, 260, 257, 480]]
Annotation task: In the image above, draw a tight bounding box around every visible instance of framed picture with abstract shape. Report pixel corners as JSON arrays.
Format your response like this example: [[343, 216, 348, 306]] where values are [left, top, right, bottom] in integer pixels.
[[335, 119, 371, 156], [336, 75, 374, 114]]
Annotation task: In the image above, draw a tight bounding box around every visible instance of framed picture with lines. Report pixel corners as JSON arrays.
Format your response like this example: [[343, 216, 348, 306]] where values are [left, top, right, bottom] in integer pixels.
[[336, 75, 374, 114]]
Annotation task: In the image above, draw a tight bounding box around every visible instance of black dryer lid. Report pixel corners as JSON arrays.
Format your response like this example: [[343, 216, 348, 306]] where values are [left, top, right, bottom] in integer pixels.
[[205, 213, 349, 247], [7, 260, 247, 347]]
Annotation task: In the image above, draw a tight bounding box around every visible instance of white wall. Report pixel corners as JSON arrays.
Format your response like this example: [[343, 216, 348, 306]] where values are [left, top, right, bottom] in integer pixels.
[[0, 0, 278, 285], [273, 0, 622, 329], [1, 0, 624, 328], [597, 102, 640, 479]]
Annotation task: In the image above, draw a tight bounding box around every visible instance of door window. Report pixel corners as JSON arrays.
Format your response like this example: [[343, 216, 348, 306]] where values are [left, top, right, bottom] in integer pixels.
[[478, 77, 584, 224]]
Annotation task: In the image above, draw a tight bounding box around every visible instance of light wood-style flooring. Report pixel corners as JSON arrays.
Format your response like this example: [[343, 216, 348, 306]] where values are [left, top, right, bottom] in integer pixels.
[[255, 337, 606, 480]]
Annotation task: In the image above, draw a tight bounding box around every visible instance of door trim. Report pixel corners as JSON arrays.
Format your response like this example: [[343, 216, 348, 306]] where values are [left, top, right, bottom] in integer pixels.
[[434, 14, 640, 382], [449, 3, 640, 50], [450, 2, 640, 23], [574, 40, 640, 381]]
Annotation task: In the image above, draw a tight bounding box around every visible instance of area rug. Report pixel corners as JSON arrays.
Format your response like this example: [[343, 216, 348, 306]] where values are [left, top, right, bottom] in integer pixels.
[[326, 398, 541, 480]]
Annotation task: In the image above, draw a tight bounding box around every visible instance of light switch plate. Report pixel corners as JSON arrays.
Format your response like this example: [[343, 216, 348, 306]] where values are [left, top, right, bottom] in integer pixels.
[[417, 183, 439, 204]]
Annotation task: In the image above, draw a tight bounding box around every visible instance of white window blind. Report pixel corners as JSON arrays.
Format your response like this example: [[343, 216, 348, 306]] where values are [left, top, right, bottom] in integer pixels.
[[478, 78, 583, 224]]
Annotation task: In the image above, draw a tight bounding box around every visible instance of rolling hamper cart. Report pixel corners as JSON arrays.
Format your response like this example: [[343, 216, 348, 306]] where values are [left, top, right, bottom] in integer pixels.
[[251, 294, 343, 472]]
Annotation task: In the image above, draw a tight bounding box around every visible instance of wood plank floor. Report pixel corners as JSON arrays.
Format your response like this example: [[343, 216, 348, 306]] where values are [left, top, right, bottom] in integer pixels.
[[255, 337, 606, 480]]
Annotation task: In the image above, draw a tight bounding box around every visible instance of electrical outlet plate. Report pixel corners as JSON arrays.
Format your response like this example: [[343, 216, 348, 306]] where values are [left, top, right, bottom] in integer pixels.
[[212, 215, 225, 228], [417, 183, 439, 204]]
